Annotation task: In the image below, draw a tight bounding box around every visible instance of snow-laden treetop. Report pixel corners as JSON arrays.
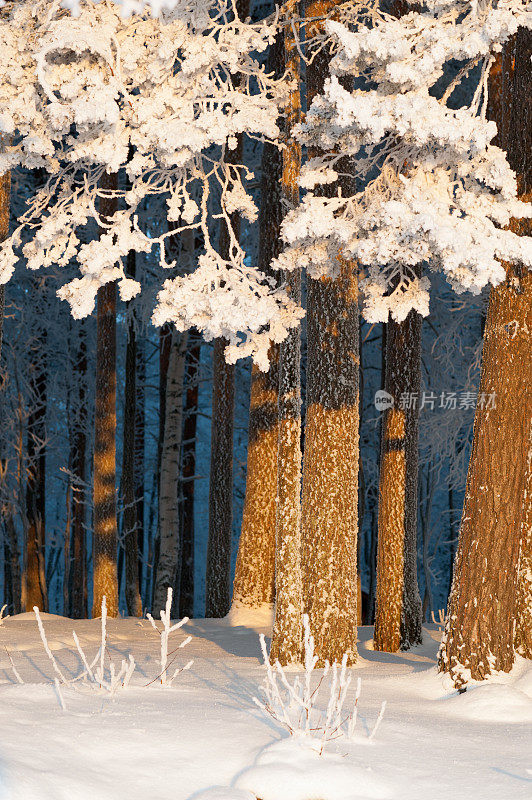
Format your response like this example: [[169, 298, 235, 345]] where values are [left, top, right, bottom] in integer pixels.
[[277, 0, 532, 322], [0, 0, 302, 369]]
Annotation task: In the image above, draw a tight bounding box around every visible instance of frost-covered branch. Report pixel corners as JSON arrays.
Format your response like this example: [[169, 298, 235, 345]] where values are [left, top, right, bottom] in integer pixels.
[[146, 587, 193, 686], [278, 0, 532, 322]]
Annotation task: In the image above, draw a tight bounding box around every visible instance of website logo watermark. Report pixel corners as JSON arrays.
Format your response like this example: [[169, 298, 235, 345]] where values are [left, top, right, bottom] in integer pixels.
[[374, 390, 496, 411]]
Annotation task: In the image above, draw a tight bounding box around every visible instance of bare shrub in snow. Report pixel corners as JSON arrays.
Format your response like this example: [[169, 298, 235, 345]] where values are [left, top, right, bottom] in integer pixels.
[[254, 615, 386, 752]]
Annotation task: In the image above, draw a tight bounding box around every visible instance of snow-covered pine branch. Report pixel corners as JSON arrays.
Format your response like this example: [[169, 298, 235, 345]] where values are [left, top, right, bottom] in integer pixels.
[[276, 0, 532, 322], [0, 0, 303, 370]]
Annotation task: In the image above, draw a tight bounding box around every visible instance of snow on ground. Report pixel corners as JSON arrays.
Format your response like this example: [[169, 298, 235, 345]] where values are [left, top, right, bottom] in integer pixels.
[[0, 607, 530, 800]]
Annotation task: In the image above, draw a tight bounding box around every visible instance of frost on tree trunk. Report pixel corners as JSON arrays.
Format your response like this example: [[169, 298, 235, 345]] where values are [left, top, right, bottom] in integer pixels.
[[122, 249, 142, 617], [205, 335, 235, 618], [232, 37, 284, 610], [92, 172, 119, 618], [154, 327, 188, 615], [270, 11, 303, 665], [374, 309, 423, 652], [300, 0, 359, 666], [439, 29, 531, 684]]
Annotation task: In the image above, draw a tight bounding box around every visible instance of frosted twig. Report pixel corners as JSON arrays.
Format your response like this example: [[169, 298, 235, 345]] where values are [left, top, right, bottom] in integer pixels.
[[34, 606, 67, 683], [4, 646, 24, 684], [369, 701, 387, 741], [0, 604, 8, 625], [72, 631, 96, 682], [146, 588, 191, 686], [54, 677, 67, 712]]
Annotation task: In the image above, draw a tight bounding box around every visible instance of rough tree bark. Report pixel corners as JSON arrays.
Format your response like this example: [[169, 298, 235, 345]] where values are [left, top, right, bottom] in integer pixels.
[[270, 11, 304, 665], [232, 36, 284, 611], [154, 327, 188, 614], [205, 335, 235, 617], [439, 29, 532, 683], [121, 249, 142, 617], [92, 172, 119, 618], [374, 309, 423, 651], [300, 0, 359, 666], [135, 338, 146, 603]]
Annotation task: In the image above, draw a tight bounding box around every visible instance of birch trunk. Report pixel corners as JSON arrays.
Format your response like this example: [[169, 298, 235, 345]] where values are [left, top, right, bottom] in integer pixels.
[[153, 327, 188, 614], [270, 10, 303, 665], [92, 172, 119, 618], [439, 30, 532, 683], [374, 310, 423, 651], [301, 0, 359, 666], [232, 37, 284, 610]]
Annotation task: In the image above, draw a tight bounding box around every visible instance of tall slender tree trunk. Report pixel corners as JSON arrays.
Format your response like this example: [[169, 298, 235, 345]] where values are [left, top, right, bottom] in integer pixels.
[[24, 330, 47, 612], [205, 335, 235, 617], [204, 0, 250, 619], [122, 250, 142, 617], [232, 37, 284, 611], [270, 12, 303, 664], [154, 327, 188, 613], [70, 322, 88, 618], [300, 0, 359, 666], [439, 30, 532, 684], [135, 338, 146, 603], [92, 172, 119, 618], [180, 329, 199, 618], [374, 310, 423, 651]]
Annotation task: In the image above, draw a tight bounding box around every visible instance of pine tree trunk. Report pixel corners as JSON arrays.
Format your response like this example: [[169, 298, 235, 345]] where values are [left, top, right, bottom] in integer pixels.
[[122, 250, 142, 617], [374, 310, 423, 651], [154, 328, 188, 614], [515, 420, 532, 658], [270, 13, 303, 665], [439, 29, 531, 683], [70, 323, 88, 618], [300, 0, 359, 666], [205, 336, 235, 617], [232, 37, 284, 610], [92, 172, 119, 618], [180, 331, 199, 618]]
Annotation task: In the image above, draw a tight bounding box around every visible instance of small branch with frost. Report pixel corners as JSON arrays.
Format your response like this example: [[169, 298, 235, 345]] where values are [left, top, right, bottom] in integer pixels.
[[4, 646, 24, 684], [146, 587, 192, 686], [34, 606, 68, 684]]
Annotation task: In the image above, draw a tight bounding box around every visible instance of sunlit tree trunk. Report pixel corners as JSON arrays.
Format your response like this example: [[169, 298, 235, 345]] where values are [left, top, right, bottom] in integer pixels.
[[232, 38, 284, 611], [154, 327, 188, 614], [300, 0, 359, 666], [92, 172, 119, 618], [121, 250, 142, 617], [270, 12, 303, 664], [439, 30, 532, 683], [374, 310, 423, 651]]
